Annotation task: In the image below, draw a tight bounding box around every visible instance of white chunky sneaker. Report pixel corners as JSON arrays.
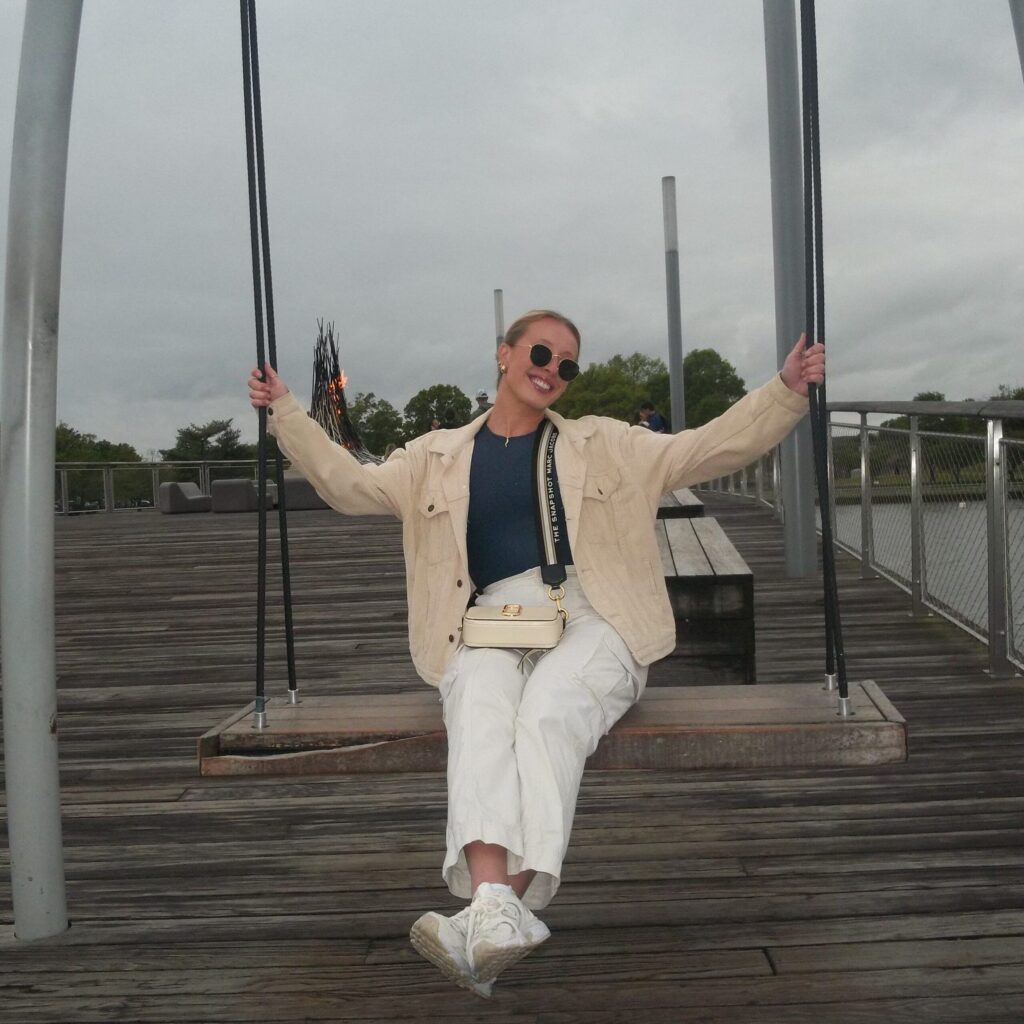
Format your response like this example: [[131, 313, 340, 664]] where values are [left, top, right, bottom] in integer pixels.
[[410, 906, 493, 998], [465, 882, 551, 983]]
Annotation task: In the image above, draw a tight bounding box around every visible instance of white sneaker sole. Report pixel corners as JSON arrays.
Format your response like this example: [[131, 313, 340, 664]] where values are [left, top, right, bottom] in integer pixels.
[[409, 915, 493, 999]]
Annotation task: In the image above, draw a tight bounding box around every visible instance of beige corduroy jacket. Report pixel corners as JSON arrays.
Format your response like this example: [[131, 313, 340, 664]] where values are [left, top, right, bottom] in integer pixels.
[[267, 374, 807, 686]]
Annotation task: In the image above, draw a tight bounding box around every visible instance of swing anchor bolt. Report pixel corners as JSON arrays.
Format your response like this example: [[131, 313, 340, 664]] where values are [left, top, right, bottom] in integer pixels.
[[253, 709, 268, 730], [823, 672, 838, 692], [287, 689, 300, 706], [836, 696, 856, 720]]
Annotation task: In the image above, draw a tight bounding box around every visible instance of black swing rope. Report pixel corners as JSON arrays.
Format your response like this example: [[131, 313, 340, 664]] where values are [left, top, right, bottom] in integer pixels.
[[799, 0, 850, 711], [240, 0, 298, 724]]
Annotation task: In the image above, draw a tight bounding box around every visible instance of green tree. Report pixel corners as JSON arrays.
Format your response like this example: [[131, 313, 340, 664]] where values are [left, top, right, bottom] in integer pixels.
[[161, 419, 250, 461], [57, 423, 139, 464], [348, 392, 405, 455], [879, 392, 979, 484], [831, 434, 862, 480], [682, 349, 746, 428], [403, 384, 472, 439], [553, 353, 669, 424], [55, 423, 143, 510], [879, 392, 971, 435]]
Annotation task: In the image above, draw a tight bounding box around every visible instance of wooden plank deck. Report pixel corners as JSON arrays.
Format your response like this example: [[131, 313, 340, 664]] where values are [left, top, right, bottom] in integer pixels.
[[1, 494, 1023, 1022]]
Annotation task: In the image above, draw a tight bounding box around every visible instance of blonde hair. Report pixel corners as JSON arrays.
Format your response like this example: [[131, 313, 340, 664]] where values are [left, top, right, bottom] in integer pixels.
[[503, 309, 581, 352]]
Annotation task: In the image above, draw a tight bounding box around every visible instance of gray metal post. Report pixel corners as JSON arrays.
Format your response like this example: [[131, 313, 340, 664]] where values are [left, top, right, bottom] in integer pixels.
[[909, 417, 926, 617], [102, 466, 115, 513], [1010, 0, 1024, 86], [755, 458, 765, 503], [661, 177, 685, 433], [151, 466, 161, 509], [772, 450, 784, 521], [59, 469, 69, 515], [1, 0, 82, 941], [986, 420, 1014, 675], [493, 288, 504, 348], [763, 0, 817, 575], [859, 413, 875, 578]]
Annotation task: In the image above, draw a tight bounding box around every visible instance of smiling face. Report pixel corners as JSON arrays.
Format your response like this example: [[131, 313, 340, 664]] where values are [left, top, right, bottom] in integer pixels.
[[497, 317, 580, 414]]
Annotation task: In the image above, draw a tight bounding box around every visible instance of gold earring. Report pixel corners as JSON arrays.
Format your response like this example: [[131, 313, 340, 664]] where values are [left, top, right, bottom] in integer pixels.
[[499, 363, 507, 374]]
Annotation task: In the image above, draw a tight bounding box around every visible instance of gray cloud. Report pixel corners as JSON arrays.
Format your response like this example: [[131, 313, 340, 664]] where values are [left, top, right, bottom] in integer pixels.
[[1, 0, 1021, 454]]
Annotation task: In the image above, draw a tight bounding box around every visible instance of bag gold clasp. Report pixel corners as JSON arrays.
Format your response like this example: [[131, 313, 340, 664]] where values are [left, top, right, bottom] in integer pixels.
[[501, 604, 523, 618], [547, 585, 569, 624]]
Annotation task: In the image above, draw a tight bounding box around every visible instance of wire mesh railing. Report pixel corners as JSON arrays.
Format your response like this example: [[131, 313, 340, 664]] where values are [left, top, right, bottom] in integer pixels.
[[918, 432, 988, 640], [697, 401, 1024, 676], [829, 422, 861, 559]]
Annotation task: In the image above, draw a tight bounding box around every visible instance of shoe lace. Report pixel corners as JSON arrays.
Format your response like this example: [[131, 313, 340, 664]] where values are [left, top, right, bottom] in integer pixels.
[[467, 891, 528, 947]]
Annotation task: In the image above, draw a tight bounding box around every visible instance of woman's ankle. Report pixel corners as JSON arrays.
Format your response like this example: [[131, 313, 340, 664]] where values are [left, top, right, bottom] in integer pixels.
[[465, 840, 511, 891], [509, 869, 536, 899]]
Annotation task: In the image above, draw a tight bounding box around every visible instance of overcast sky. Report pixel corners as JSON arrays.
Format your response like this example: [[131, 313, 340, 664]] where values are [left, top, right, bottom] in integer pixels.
[[1, 0, 1022, 455]]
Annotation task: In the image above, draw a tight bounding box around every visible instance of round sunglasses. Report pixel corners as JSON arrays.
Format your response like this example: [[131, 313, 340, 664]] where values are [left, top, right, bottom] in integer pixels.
[[527, 342, 580, 382]]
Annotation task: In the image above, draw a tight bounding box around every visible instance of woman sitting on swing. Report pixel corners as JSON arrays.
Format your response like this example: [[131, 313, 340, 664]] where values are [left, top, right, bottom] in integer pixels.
[[248, 309, 824, 997]]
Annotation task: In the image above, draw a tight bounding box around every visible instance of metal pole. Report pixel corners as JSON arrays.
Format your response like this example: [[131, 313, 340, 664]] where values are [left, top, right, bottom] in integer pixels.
[[1, 0, 82, 941], [59, 469, 69, 515], [773, 449, 784, 521], [909, 416, 926, 618], [661, 177, 685, 433], [824, 413, 834, 532], [102, 466, 115, 513], [1010, 0, 1024, 86], [986, 420, 1014, 676], [763, 0, 817, 575], [493, 288, 504, 348], [859, 413, 875, 578]]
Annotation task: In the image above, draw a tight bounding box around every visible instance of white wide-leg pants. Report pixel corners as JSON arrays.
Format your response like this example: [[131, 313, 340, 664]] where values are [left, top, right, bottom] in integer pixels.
[[439, 567, 647, 910]]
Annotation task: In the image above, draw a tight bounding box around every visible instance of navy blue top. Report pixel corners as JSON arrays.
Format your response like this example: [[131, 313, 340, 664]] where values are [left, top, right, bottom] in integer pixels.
[[467, 423, 574, 590]]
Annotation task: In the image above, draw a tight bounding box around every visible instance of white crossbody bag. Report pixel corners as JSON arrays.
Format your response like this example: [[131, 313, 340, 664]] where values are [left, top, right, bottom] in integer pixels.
[[461, 420, 569, 650]]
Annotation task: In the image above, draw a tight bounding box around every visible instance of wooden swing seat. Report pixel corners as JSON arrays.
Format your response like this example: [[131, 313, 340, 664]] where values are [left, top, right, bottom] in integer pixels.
[[198, 681, 906, 776]]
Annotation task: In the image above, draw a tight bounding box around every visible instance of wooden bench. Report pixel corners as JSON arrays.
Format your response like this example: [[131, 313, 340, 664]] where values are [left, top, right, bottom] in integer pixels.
[[657, 487, 704, 518], [647, 516, 755, 686], [198, 682, 906, 774]]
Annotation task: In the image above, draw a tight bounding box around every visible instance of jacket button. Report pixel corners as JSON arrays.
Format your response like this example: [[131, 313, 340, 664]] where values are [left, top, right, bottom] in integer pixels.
[[448, 633, 455, 642], [456, 579, 463, 587], [427, 503, 435, 512], [266, 407, 274, 416]]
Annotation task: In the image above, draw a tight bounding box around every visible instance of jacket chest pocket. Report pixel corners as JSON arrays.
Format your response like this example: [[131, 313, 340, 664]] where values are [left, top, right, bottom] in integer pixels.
[[582, 468, 640, 541], [583, 470, 621, 503], [418, 490, 450, 536], [416, 490, 460, 570]]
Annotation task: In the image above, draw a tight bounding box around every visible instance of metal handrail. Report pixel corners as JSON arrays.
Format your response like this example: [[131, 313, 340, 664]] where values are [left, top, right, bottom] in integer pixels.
[[698, 401, 1024, 677], [53, 458, 280, 514]]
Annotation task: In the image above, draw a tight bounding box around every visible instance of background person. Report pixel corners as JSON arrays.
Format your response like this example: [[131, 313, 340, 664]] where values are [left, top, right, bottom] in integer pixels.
[[638, 400, 668, 432], [472, 389, 493, 418]]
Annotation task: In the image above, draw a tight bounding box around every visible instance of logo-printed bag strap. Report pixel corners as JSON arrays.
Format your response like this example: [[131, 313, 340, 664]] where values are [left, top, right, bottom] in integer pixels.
[[532, 421, 569, 621]]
